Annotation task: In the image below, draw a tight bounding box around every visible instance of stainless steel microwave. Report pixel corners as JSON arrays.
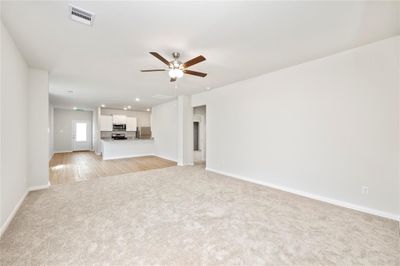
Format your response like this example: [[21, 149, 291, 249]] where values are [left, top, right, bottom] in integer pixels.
[[113, 124, 126, 131]]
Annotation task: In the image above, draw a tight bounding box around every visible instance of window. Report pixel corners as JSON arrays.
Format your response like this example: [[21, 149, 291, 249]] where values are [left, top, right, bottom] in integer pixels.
[[76, 122, 87, 142]]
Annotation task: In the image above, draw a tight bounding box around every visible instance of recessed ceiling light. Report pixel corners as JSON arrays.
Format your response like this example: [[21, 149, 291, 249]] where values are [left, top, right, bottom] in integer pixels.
[[73, 107, 78, 110], [127, 105, 132, 109], [135, 98, 140, 102], [101, 104, 105, 108], [146, 108, 150, 112], [123, 107, 127, 110], [205, 86, 211, 90]]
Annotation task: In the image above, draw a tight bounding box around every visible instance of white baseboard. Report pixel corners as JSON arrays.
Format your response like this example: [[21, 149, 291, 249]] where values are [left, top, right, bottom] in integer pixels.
[[0, 191, 28, 238], [1, 182, 51, 238], [102, 153, 178, 162], [178, 162, 194, 166], [154, 154, 177, 162], [29, 182, 50, 191], [206, 167, 400, 221], [102, 153, 155, 160], [49, 152, 54, 162], [53, 150, 72, 154]]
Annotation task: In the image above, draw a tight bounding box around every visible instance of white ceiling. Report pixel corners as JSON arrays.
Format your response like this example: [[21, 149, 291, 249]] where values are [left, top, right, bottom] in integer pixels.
[[2, 1, 399, 110]]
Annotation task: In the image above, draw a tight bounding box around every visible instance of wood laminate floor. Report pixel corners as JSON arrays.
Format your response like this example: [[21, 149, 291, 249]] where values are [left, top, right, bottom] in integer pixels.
[[49, 151, 176, 185]]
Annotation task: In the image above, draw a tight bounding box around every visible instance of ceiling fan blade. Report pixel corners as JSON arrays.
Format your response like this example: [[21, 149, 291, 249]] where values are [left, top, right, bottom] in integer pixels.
[[183, 69, 207, 77], [182, 55, 206, 68], [140, 69, 166, 72], [170, 77, 177, 82], [149, 52, 171, 66]]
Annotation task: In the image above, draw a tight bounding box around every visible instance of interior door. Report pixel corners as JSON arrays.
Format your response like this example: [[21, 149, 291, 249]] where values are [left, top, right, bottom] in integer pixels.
[[72, 120, 91, 151]]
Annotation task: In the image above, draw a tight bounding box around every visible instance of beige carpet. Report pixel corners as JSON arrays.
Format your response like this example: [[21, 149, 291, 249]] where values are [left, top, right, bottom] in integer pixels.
[[1, 166, 399, 265]]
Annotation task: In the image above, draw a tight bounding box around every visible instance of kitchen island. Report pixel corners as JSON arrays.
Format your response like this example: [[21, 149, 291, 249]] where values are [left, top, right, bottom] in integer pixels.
[[101, 138, 155, 160]]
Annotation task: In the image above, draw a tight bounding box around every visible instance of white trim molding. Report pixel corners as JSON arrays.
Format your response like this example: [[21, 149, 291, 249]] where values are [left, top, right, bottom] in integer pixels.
[[155, 154, 177, 163], [1, 183, 51, 238], [29, 182, 50, 191], [178, 162, 194, 166], [49, 152, 54, 162], [0, 191, 28, 238], [102, 153, 155, 161], [53, 150, 73, 154], [206, 168, 400, 221]]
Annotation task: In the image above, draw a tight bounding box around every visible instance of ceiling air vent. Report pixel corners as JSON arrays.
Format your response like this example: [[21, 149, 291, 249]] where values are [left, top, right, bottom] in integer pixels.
[[69, 5, 95, 26]]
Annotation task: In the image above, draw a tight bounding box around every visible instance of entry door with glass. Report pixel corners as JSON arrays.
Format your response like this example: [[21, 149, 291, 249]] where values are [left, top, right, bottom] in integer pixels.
[[72, 120, 91, 151]]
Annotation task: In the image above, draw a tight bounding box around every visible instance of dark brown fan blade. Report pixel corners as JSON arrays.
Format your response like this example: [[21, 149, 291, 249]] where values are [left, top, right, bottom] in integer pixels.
[[182, 55, 206, 68], [140, 69, 166, 72], [170, 77, 177, 82], [183, 69, 207, 77], [149, 52, 170, 66]]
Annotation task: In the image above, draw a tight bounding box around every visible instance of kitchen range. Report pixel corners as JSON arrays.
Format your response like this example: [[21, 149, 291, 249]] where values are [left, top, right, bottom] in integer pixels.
[[111, 133, 127, 140], [99, 110, 155, 160]]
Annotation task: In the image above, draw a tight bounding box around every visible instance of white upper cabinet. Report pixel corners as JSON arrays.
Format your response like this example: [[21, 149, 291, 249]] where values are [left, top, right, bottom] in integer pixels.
[[126, 117, 137, 131], [100, 114, 136, 131], [112, 115, 126, 124], [99, 115, 113, 131]]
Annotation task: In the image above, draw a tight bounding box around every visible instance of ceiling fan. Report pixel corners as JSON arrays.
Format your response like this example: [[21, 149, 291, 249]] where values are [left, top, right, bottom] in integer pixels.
[[141, 52, 207, 82]]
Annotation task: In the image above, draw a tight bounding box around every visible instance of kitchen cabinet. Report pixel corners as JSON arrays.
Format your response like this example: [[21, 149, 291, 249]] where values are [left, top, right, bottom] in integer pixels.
[[126, 117, 137, 131], [99, 115, 113, 131], [112, 115, 126, 124]]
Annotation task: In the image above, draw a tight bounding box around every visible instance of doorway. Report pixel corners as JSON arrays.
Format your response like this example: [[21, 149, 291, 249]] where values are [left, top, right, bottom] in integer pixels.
[[193, 121, 199, 151], [72, 120, 91, 151], [193, 105, 206, 164]]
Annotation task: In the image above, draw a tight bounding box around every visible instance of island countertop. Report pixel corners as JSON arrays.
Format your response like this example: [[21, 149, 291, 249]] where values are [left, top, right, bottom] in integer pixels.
[[100, 138, 154, 142], [100, 138, 155, 160]]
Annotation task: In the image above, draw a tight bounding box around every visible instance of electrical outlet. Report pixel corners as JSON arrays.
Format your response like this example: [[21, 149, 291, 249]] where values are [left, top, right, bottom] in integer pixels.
[[362, 186, 369, 195]]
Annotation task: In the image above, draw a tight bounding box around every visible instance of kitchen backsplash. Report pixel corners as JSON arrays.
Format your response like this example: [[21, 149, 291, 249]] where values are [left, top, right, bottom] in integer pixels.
[[101, 131, 136, 139]]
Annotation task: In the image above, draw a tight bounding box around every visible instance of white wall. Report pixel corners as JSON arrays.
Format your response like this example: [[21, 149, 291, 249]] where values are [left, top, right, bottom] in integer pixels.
[[53, 108, 93, 152], [93, 107, 100, 155], [151, 100, 178, 161], [0, 15, 2, 236], [48, 104, 54, 159], [1, 22, 29, 233], [192, 36, 400, 218], [27, 69, 49, 188], [177, 95, 193, 166]]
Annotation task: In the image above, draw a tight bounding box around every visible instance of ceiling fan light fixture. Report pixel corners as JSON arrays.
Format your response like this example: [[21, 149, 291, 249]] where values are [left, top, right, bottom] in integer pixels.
[[142, 52, 207, 81], [169, 69, 183, 79], [173, 61, 180, 68]]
